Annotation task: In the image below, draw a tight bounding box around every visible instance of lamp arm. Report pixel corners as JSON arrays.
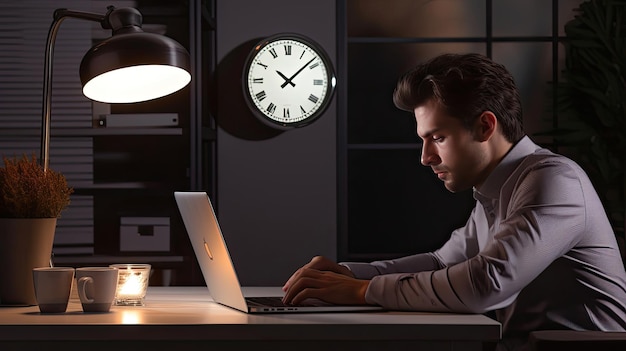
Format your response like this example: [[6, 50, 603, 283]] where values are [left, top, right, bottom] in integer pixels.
[[40, 8, 108, 171]]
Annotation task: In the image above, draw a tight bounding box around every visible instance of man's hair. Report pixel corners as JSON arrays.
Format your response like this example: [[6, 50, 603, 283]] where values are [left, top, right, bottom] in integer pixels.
[[392, 53, 524, 143]]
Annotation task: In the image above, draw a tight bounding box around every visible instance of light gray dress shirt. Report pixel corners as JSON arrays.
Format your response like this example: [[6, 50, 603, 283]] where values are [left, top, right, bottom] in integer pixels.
[[343, 136, 626, 337]]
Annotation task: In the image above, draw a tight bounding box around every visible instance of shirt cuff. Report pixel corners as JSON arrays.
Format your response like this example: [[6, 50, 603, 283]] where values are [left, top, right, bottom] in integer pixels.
[[339, 262, 382, 279]]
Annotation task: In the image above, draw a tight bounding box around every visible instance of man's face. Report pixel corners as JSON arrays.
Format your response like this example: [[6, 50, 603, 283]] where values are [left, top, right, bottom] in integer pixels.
[[414, 100, 490, 192]]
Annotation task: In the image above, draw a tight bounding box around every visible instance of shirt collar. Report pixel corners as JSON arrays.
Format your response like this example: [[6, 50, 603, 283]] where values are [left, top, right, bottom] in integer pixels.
[[473, 135, 541, 201]]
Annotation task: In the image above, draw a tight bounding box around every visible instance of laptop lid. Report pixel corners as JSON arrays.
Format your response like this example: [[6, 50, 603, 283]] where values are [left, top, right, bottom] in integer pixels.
[[175, 191, 250, 312], [174, 191, 384, 314]]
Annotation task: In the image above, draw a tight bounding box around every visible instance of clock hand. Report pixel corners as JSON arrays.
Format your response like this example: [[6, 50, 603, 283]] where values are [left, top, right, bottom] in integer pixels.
[[281, 57, 316, 88], [276, 70, 295, 88]]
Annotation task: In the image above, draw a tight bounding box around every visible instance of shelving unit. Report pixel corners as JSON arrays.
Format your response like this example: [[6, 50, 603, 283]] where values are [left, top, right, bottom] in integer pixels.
[[63, 0, 216, 285], [0, 0, 216, 286]]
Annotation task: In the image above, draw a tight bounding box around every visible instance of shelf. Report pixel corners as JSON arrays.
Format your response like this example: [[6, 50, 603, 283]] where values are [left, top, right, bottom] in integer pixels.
[[52, 255, 186, 268], [70, 184, 182, 197], [347, 36, 562, 44], [0, 128, 183, 137], [348, 143, 421, 150], [71, 181, 171, 192]]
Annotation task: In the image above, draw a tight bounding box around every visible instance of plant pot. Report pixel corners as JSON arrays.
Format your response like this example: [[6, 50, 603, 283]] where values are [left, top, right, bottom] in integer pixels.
[[0, 218, 56, 306]]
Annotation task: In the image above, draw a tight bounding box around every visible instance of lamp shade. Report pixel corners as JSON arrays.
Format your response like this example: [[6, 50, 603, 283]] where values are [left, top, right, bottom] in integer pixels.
[[79, 31, 191, 103], [39, 6, 192, 171]]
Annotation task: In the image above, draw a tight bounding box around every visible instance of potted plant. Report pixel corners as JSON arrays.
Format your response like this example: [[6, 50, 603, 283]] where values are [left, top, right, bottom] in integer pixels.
[[545, 0, 626, 254], [0, 154, 73, 305]]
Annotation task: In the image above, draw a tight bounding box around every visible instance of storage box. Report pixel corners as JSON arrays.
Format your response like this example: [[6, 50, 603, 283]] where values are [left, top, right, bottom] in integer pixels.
[[120, 217, 170, 252]]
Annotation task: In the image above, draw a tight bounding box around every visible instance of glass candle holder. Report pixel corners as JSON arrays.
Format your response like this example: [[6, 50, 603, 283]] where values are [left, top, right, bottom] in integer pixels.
[[110, 264, 151, 306]]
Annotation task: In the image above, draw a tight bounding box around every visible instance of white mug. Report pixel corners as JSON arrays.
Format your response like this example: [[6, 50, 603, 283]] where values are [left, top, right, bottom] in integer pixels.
[[75, 267, 119, 312], [32, 267, 75, 313]]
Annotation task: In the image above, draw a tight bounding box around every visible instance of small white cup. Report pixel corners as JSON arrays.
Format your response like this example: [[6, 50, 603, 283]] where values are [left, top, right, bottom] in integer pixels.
[[75, 267, 119, 313], [32, 267, 75, 313]]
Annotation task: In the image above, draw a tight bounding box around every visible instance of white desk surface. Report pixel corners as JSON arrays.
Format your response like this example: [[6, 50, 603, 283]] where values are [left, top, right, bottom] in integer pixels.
[[0, 286, 501, 345]]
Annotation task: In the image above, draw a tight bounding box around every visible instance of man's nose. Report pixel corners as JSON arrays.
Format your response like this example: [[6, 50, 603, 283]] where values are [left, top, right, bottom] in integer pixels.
[[420, 143, 439, 166]]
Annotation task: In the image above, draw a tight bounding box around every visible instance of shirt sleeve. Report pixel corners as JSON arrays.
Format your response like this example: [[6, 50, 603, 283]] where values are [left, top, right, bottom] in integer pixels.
[[342, 204, 481, 279], [341, 253, 445, 279], [361, 160, 587, 313]]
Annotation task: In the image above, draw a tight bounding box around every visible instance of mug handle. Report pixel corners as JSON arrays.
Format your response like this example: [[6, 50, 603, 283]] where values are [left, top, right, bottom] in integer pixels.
[[78, 276, 94, 303]]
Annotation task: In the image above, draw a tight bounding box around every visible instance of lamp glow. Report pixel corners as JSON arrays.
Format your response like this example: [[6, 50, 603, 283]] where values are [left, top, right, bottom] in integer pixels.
[[83, 65, 191, 103]]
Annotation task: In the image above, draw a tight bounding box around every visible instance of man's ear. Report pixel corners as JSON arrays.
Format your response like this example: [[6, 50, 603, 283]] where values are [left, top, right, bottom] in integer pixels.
[[473, 111, 497, 142]]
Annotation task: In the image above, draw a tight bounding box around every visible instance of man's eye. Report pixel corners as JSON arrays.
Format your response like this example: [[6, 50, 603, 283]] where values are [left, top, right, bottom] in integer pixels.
[[433, 136, 444, 142]]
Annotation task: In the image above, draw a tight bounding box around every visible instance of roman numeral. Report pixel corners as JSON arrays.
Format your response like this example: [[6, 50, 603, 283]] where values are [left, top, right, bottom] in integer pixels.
[[253, 78, 263, 84], [266, 102, 276, 115], [299, 50, 305, 59], [313, 79, 323, 85], [300, 105, 306, 114], [269, 48, 278, 58], [309, 62, 320, 69], [284, 45, 292, 55], [308, 94, 319, 103], [283, 108, 290, 118], [256, 62, 268, 69], [255, 91, 267, 101]]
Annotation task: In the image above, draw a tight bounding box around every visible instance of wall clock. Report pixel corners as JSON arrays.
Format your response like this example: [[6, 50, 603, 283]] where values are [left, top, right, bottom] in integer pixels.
[[242, 33, 336, 129]]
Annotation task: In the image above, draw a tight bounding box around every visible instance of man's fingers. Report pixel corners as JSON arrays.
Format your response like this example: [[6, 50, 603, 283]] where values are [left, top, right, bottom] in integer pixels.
[[283, 265, 317, 290], [283, 270, 324, 303], [288, 287, 319, 305], [282, 256, 328, 291], [282, 267, 303, 291]]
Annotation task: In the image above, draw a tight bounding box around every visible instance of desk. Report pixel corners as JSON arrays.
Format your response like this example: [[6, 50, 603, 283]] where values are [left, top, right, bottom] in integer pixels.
[[0, 286, 501, 351]]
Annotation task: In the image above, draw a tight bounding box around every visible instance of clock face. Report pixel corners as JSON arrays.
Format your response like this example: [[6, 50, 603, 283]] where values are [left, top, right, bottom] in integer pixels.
[[243, 34, 336, 129]]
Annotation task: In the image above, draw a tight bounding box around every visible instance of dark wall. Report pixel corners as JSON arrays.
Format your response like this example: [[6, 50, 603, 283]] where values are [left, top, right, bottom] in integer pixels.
[[215, 0, 337, 285]]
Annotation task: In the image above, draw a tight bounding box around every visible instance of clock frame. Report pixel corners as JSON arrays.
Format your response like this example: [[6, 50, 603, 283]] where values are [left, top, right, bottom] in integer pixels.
[[242, 33, 336, 129]]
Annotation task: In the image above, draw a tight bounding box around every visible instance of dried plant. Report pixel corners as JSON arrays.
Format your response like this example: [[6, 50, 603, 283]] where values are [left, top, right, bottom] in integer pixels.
[[0, 154, 73, 218]]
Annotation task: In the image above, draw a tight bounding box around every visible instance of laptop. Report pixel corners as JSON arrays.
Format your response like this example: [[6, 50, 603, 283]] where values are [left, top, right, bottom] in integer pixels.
[[174, 191, 384, 313]]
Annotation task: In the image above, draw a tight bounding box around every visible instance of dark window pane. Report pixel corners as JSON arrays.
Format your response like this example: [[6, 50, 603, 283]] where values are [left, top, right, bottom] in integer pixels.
[[492, 42, 553, 144], [343, 0, 567, 261], [493, 0, 552, 37], [347, 0, 486, 38], [347, 43, 486, 144]]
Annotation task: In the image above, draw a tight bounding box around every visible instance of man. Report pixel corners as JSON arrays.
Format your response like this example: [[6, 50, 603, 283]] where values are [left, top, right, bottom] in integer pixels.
[[282, 53, 626, 349]]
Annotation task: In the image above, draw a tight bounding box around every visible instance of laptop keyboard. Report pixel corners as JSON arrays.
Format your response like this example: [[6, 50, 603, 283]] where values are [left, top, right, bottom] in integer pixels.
[[246, 296, 290, 307]]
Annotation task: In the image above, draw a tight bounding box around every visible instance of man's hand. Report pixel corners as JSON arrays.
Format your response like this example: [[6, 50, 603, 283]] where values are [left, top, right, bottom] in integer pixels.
[[282, 256, 371, 305], [283, 256, 354, 290]]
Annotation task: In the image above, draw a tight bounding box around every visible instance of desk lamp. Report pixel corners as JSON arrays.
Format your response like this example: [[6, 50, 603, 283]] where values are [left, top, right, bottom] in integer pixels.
[[41, 6, 191, 171]]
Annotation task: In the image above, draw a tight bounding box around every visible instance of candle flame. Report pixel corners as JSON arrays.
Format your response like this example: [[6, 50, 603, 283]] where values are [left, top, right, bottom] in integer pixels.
[[116, 269, 148, 299]]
